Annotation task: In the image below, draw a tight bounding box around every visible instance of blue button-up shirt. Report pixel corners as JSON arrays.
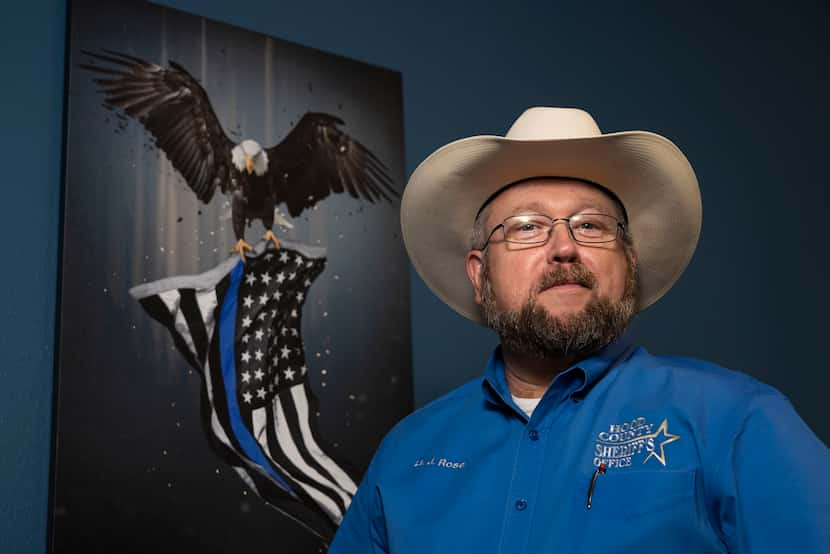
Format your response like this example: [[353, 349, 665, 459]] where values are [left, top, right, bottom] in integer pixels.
[[330, 340, 829, 553]]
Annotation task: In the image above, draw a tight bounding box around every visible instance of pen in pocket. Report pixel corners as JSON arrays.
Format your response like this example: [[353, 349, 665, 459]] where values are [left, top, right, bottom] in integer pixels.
[[586, 463, 606, 509]]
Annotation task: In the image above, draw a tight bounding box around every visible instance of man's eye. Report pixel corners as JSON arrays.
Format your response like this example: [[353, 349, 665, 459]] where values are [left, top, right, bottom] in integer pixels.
[[577, 222, 598, 230], [519, 223, 539, 232]]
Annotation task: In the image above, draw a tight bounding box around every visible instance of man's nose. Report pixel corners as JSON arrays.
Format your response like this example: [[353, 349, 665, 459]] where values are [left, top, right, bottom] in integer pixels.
[[546, 221, 579, 263]]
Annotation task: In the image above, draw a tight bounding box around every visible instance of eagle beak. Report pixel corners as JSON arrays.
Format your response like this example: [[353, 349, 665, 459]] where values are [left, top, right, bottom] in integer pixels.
[[245, 155, 254, 175]]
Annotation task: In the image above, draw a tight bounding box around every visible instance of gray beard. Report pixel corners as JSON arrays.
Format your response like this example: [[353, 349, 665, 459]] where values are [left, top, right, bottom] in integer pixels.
[[480, 258, 638, 359]]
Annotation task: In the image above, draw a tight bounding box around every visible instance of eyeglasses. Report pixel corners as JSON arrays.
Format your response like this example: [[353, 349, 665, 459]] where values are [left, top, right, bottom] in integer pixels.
[[480, 213, 626, 250]]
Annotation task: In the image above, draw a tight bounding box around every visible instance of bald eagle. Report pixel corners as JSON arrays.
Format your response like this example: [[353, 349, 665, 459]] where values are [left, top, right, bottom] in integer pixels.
[[81, 49, 398, 260]]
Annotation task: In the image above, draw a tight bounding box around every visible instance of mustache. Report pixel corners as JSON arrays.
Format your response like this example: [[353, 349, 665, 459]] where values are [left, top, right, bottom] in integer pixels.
[[534, 265, 597, 294]]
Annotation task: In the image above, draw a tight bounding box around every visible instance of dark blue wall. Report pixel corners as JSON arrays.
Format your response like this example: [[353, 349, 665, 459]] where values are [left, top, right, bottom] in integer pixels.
[[2, 1, 828, 551]]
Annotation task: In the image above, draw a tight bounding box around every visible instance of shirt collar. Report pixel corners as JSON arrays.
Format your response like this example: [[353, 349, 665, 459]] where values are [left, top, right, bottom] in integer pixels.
[[482, 333, 635, 408]]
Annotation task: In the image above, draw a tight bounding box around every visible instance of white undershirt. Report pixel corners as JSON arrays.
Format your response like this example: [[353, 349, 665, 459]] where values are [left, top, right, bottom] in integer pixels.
[[512, 395, 542, 417]]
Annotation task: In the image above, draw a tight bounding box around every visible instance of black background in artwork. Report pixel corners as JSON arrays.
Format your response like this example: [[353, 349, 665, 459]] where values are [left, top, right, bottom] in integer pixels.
[[51, 0, 411, 551]]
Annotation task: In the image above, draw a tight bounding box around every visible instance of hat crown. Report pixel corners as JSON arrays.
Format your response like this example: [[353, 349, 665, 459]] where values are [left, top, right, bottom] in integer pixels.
[[505, 107, 602, 140]]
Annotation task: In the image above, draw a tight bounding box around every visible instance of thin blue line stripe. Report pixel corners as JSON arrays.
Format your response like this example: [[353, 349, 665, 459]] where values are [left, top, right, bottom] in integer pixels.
[[219, 261, 296, 496]]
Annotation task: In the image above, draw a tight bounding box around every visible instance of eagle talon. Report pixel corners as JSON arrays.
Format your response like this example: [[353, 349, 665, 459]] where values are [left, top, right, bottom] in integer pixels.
[[263, 230, 281, 250], [230, 239, 254, 263]]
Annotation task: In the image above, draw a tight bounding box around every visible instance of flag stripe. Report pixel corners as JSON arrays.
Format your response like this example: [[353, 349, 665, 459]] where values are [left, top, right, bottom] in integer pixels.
[[275, 393, 351, 512], [233, 465, 259, 493], [206, 314, 333, 515], [203, 357, 289, 491], [279, 387, 354, 500], [138, 294, 199, 369], [251, 405, 269, 443], [202, 280, 300, 501], [205, 290, 249, 460], [193, 292, 292, 500], [158, 289, 201, 363], [149, 285, 300, 502], [291, 384, 358, 494], [256, 399, 347, 519], [219, 264, 348, 521], [179, 288, 209, 366], [252, 406, 345, 522], [195, 288, 218, 358], [244, 408, 318, 498], [262, 396, 339, 518], [218, 262, 296, 494], [268, 400, 347, 522]]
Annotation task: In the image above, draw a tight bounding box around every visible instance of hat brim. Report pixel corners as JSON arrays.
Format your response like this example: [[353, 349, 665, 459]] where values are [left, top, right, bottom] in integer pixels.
[[401, 131, 702, 323]]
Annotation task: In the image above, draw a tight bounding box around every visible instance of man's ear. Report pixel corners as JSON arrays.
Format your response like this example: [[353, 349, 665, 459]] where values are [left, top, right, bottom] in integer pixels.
[[626, 243, 639, 270], [465, 250, 485, 305]]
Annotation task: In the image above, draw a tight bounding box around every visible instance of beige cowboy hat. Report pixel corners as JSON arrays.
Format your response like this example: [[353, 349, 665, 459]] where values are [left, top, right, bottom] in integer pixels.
[[401, 107, 701, 323]]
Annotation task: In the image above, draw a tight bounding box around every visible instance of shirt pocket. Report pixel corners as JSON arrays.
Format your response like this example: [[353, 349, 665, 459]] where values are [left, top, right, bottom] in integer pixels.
[[583, 469, 696, 519], [565, 470, 702, 553]]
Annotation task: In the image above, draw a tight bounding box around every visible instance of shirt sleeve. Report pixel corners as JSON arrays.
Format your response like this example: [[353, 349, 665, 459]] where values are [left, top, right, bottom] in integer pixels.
[[328, 449, 389, 553], [716, 391, 830, 553]]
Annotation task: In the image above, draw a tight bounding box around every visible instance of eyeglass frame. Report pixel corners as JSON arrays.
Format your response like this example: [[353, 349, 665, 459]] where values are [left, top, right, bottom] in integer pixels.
[[479, 212, 627, 250]]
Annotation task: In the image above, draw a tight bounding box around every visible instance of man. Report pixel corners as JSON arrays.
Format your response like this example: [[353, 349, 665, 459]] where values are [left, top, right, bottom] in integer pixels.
[[329, 108, 829, 553]]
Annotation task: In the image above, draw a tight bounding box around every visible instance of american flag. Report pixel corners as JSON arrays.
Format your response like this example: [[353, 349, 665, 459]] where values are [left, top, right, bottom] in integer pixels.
[[129, 241, 357, 542]]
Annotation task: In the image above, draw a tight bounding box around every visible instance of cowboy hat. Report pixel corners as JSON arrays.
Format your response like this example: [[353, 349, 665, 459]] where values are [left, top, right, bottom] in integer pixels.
[[401, 107, 701, 323]]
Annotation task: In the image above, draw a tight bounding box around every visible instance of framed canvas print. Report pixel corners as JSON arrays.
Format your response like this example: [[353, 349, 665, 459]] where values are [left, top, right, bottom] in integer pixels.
[[50, 0, 411, 551]]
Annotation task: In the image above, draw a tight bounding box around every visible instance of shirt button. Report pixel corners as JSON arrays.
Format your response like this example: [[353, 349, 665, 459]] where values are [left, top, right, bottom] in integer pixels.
[[528, 429, 539, 441], [515, 499, 527, 511]]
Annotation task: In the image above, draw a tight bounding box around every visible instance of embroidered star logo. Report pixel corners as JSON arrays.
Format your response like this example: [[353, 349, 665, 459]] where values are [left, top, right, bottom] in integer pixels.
[[642, 419, 680, 466]]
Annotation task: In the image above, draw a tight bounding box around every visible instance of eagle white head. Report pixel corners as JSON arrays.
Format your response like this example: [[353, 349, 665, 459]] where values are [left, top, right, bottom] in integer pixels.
[[232, 139, 269, 176]]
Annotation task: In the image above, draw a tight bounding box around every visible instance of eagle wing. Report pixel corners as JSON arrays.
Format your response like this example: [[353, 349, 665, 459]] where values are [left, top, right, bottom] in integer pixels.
[[80, 49, 236, 204], [266, 113, 398, 217]]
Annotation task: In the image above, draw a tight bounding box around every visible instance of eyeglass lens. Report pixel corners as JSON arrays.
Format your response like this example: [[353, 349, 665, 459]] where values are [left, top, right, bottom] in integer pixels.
[[502, 214, 619, 244]]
